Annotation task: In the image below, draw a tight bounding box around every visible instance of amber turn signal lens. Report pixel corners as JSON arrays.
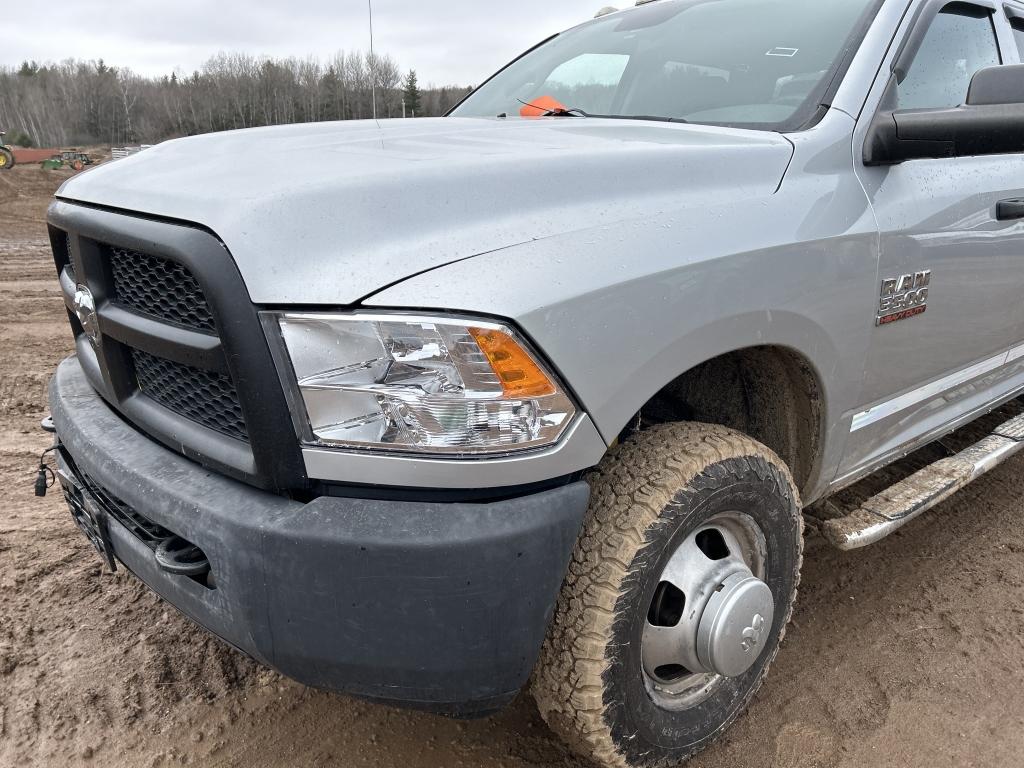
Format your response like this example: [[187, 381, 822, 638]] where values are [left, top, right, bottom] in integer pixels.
[[469, 327, 557, 398]]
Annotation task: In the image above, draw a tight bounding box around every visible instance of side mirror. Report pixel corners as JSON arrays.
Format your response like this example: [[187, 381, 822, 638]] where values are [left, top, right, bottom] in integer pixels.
[[864, 64, 1024, 165]]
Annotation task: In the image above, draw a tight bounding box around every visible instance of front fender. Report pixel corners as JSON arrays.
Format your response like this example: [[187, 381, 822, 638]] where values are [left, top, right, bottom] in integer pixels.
[[366, 111, 878, 500]]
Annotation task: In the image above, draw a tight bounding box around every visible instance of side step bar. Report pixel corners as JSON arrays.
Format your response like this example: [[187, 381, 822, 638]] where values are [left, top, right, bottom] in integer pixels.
[[821, 411, 1024, 550]]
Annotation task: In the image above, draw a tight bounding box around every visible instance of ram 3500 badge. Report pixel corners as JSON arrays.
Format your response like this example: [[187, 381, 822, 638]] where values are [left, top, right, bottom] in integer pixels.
[[877, 270, 931, 325]]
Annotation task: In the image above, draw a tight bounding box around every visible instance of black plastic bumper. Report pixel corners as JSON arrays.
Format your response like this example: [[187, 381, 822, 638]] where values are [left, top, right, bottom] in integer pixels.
[[49, 356, 590, 714]]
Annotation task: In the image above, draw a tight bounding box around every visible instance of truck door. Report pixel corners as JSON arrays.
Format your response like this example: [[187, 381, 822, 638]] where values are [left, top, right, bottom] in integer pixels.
[[840, 0, 1024, 483]]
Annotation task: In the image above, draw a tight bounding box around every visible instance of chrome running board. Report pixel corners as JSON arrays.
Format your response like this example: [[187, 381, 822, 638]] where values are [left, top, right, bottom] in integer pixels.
[[821, 412, 1024, 550]]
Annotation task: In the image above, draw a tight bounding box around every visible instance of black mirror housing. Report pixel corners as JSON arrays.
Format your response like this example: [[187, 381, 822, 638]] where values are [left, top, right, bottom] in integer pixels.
[[865, 65, 1024, 165], [967, 64, 1024, 106]]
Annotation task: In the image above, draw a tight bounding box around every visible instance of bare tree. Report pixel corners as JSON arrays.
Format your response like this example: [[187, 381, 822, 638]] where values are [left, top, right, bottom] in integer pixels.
[[118, 70, 139, 144], [0, 51, 470, 148]]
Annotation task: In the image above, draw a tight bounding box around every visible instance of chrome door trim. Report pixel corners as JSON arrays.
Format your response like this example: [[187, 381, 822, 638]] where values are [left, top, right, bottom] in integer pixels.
[[851, 340, 1024, 432]]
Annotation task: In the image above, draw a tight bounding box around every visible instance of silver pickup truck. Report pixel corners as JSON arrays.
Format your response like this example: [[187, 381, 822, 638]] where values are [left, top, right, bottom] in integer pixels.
[[41, 0, 1024, 765]]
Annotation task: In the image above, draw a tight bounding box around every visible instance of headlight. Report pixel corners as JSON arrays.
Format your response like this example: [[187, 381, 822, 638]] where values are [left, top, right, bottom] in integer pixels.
[[263, 312, 578, 455]]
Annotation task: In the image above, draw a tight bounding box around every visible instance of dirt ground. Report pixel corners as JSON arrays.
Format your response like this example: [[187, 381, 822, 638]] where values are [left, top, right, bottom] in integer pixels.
[[1, 162, 1023, 768]]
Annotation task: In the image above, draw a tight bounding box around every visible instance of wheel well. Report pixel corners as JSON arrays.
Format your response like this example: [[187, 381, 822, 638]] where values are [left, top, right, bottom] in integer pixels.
[[622, 346, 822, 492]]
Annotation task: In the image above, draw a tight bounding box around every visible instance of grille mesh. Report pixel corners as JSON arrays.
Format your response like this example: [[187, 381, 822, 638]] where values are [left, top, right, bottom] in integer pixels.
[[109, 246, 217, 333], [61, 233, 76, 282], [87, 477, 172, 547], [132, 349, 248, 441], [61, 454, 174, 550]]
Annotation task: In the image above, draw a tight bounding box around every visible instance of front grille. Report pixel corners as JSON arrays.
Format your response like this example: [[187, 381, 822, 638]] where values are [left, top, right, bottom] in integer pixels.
[[50, 204, 308, 489], [132, 349, 249, 442], [108, 246, 217, 333], [104, 245, 248, 442]]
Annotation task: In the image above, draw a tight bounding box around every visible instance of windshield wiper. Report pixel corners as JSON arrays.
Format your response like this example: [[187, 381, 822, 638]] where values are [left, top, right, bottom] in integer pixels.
[[545, 107, 590, 117], [514, 98, 590, 117], [501, 103, 687, 124], [596, 114, 690, 124]]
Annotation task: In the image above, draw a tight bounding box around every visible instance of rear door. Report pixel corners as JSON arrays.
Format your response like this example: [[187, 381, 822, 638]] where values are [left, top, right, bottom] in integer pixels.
[[839, 0, 1024, 483]]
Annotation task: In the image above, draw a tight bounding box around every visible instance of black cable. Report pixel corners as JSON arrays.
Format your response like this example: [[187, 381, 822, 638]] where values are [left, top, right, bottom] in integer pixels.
[[35, 444, 58, 497]]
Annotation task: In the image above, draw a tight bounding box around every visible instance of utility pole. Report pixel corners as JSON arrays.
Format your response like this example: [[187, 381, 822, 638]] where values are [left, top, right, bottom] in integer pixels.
[[368, 0, 378, 122]]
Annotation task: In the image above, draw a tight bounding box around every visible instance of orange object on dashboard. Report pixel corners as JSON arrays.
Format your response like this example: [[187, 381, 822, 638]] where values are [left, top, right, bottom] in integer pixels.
[[519, 95, 567, 117]]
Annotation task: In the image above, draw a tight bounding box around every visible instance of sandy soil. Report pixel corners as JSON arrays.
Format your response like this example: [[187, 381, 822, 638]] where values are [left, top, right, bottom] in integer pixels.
[[1, 163, 1023, 768]]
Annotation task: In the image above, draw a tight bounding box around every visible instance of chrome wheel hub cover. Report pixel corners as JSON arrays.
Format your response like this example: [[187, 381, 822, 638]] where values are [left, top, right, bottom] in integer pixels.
[[641, 512, 772, 710], [695, 571, 774, 678]]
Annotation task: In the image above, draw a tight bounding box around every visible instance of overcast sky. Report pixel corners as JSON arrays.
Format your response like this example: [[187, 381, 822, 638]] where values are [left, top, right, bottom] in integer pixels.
[[1, 1, 611, 86]]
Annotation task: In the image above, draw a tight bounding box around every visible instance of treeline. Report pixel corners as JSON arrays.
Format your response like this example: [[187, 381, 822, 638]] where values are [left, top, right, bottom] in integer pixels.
[[0, 52, 472, 148]]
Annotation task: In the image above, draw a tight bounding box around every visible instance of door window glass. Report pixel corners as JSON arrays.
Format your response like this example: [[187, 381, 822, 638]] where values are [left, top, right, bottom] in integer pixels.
[[898, 6, 1001, 109]]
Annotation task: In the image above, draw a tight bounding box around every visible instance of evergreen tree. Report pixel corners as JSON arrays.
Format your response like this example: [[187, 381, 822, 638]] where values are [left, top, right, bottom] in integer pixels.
[[320, 65, 342, 122], [403, 69, 421, 117]]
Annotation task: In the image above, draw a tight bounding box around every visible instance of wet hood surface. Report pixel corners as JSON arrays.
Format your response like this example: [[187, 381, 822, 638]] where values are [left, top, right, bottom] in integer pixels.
[[57, 117, 793, 304]]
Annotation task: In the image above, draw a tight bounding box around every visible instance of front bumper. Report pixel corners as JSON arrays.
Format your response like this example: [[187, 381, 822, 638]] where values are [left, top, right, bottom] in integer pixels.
[[50, 356, 590, 714]]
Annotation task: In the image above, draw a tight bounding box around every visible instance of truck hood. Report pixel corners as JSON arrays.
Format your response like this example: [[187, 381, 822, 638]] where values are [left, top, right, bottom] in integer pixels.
[[57, 117, 794, 304]]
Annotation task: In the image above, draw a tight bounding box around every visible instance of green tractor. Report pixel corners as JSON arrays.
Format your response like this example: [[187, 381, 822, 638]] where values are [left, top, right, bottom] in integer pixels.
[[59, 150, 91, 170], [42, 150, 91, 171], [42, 148, 91, 169], [0, 131, 14, 171]]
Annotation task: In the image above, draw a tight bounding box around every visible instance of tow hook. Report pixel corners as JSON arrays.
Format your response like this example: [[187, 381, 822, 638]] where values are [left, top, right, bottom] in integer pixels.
[[155, 536, 212, 578]]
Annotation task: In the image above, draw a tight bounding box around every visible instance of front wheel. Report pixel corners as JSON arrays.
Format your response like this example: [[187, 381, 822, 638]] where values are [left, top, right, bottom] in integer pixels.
[[533, 423, 803, 767]]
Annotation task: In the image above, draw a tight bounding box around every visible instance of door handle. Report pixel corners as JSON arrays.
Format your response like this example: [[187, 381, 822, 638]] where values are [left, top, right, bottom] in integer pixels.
[[997, 199, 1024, 221]]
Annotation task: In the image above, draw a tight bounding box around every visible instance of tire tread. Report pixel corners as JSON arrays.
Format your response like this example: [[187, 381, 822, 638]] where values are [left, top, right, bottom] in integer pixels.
[[532, 423, 803, 767]]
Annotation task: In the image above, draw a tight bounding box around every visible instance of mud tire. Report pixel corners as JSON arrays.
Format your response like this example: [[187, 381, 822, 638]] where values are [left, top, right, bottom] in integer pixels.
[[532, 423, 803, 767]]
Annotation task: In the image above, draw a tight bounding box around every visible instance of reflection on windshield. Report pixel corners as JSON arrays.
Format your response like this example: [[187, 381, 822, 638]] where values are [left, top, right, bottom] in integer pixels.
[[451, 0, 878, 130]]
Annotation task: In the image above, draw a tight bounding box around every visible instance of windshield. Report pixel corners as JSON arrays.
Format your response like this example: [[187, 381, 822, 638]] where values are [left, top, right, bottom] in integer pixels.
[[451, 0, 879, 130]]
